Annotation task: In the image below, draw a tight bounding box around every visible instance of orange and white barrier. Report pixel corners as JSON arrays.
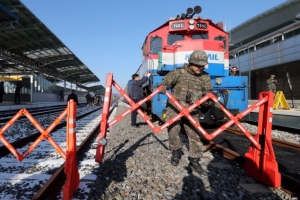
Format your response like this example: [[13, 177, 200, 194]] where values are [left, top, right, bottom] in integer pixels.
[[63, 100, 79, 200], [0, 100, 80, 199], [96, 73, 281, 187]]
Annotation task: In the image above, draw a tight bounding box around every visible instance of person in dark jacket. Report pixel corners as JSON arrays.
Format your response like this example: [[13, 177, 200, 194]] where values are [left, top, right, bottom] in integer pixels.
[[67, 90, 79, 105], [85, 92, 91, 106], [0, 81, 5, 103], [59, 90, 64, 101], [229, 66, 239, 76], [130, 72, 151, 127], [14, 82, 23, 104]]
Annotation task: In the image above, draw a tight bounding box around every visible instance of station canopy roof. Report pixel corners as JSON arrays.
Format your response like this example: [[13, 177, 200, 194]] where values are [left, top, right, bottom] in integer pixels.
[[229, 0, 300, 49], [0, 0, 100, 86], [81, 84, 105, 94]]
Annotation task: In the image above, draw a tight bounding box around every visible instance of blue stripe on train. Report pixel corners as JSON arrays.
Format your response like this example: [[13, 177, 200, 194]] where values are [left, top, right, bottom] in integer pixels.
[[159, 63, 226, 76]]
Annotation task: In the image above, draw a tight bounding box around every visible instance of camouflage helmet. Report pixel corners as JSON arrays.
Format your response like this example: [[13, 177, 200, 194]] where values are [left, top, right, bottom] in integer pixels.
[[188, 50, 208, 66]]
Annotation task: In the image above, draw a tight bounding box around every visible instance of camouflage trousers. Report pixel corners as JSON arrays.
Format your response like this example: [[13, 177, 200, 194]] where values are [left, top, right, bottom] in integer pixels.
[[270, 89, 276, 95], [166, 102, 204, 158]]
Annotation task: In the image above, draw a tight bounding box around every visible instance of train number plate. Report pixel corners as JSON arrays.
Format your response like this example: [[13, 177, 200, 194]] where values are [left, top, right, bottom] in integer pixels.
[[171, 22, 185, 29], [196, 23, 207, 29]]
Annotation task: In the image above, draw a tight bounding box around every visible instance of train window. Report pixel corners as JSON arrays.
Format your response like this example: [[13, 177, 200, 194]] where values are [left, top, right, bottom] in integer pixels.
[[214, 36, 225, 41], [284, 31, 294, 39], [192, 33, 209, 40], [249, 46, 255, 52], [238, 50, 246, 56], [273, 35, 282, 43], [167, 34, 184, 45], [150, 37, 162, 54], [256, 41, 266, 49], [293, 27, 300, 36]]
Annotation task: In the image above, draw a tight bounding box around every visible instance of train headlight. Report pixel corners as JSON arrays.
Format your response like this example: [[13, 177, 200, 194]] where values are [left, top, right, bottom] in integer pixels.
[[189, 25, 195, 30], [189, 19, 195, 25], [215, 78, 222, 85]]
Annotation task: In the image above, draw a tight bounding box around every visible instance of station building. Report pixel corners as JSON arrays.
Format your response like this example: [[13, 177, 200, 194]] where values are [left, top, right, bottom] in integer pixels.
[[0, 0, 101, 104], [229, 0, 300, 104]]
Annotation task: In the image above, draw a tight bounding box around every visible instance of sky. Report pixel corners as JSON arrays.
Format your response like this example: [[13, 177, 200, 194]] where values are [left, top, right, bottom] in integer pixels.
[[21, 0, 287, 91]]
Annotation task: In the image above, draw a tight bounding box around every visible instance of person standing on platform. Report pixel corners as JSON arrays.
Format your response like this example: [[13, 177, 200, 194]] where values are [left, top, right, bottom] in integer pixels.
[[85, 92, 91, 106], [267, 74, 277, 95], [113, 95, 119, 107], [14, 82, 23, 104], [229, 66, 239, 76], [130, 72, 151, 127], [0, 81, 5, 103], [159, 50, 224, 176], [89, 91, 95, 105], [99, 95, 102, 105], [59, 90, 64, 101], [67, 90, 79, 106]]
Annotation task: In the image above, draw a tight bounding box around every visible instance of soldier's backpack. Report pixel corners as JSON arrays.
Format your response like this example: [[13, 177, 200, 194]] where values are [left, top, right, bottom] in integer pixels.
[[127, 80, 133, 97]]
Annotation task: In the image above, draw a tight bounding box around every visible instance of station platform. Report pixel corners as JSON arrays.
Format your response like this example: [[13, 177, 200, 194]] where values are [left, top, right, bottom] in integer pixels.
[[247, 102, 300, 130], [0, 101, 86, 112]]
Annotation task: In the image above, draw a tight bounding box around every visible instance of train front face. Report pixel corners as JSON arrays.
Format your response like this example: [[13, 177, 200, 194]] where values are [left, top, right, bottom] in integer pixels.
[[139, 15, 248, 121]]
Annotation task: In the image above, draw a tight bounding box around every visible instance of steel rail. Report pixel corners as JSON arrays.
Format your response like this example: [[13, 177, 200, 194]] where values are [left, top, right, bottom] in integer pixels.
[[203, 137, 300, 197], [226, 127, 300, 152], [223, 127, 300, 197]]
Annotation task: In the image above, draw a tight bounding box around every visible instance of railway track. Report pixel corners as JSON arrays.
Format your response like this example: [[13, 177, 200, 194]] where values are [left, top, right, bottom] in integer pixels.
[[0, 106, 99, 149], [226, 127, 300, 152], [0, 105, 85, 124], [138, 105, 300, 197], [2, 103, 296, 199], [213, 127, 300, 197], [0, 105, 71, 117], [0, 105, 108, 199]]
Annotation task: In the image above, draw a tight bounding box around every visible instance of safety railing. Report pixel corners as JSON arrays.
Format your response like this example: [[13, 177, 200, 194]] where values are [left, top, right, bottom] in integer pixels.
[[96, 73, 281, 187], [0, 100, 79, 200]]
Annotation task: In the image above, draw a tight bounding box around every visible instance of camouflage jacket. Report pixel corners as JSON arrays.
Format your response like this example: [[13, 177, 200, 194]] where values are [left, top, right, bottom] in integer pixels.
[[159, 63, 213, 104], [267, 78, 276, 90]]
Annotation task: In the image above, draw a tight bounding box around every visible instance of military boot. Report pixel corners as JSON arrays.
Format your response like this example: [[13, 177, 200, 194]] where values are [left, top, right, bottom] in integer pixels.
[[189, 157, 208, 176], [171, 149, 182, 166]]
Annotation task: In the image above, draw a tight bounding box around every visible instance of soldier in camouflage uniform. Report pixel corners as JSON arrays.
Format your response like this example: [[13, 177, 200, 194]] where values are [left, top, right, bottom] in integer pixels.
[[267, 74, 277, 95], [159, 50, 222, 176]]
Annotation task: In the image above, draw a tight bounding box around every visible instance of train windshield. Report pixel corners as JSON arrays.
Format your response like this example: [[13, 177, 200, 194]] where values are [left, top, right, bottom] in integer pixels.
[[192, 33, 209, 40], [150, 37, 162, 54], [167, 34, 184, 45]]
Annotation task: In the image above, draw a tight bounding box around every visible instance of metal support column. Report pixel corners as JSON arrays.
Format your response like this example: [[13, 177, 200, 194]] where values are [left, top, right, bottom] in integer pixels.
[[30, 73, 33, 103], [54, 77, 57, 101], [64, 81, 66, 101], [248, 47, 251, 97]]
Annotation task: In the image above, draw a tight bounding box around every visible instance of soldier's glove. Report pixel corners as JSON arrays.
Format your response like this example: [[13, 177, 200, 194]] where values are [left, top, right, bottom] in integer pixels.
[[160, 86, 167, 94], [202, 99, 214, 108], [204, 104, 224, 125]]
